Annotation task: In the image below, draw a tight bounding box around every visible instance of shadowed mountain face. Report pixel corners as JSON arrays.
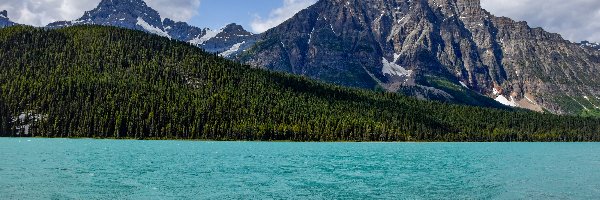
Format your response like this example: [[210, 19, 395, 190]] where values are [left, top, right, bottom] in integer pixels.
[[45, 0, 258, 57], [239, 0, 600, 115], [0, 10, 17, 28]]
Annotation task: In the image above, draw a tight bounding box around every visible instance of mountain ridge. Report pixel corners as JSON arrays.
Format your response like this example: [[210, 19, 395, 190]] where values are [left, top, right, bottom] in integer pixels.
[[45, 0, 257, 57], [238, 0, 600, 115]]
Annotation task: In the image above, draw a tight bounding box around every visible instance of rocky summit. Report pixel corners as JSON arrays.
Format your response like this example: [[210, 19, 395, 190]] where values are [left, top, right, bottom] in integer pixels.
[[189, 23, 259, 57], [0, 10, 17, 28], [239, 0, 600, 115], [46, 0, 257, 57]]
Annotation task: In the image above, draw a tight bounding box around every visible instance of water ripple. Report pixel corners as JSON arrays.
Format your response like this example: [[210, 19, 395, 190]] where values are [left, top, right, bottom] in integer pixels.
[[1, 139, 599, 199]]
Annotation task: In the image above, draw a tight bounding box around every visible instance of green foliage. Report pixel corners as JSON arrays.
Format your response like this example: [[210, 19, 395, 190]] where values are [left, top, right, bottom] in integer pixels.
[[582, 109, 600, 118], [1, 25, 599, 141], [552, 94, 597, 116]]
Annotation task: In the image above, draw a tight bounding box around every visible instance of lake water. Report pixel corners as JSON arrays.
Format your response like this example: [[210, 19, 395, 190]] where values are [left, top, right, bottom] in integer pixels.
[[1, 139, 599, 199]]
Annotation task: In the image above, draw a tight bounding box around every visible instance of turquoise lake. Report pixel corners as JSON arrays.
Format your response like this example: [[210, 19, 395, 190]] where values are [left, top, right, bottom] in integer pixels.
[[1, 138, 599, 199]]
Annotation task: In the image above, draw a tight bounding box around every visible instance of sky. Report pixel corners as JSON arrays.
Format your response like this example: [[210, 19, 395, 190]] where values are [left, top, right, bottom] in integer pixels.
[[0, 0, 598, 42]]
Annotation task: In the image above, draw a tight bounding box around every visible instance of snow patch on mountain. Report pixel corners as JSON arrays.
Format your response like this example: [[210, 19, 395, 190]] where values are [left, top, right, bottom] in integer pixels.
[[220, 41, 246, 57], [493, 88, 500, 95], [189, 28, 222, 45], [382, 54, 412, 77], [136, 17, 170, 38], [495, 95, 517, 107]]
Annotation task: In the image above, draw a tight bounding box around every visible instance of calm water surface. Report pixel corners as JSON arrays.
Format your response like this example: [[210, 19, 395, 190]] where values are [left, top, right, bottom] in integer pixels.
[[1, 138, 599, 199]]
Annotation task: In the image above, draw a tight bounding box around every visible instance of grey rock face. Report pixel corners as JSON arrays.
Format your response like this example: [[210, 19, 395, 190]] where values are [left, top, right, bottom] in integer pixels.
[[46, 0, 256, 57], [190, 23, 260, 57], [0, 10, 17, 28], [239, 0, 600, 114]]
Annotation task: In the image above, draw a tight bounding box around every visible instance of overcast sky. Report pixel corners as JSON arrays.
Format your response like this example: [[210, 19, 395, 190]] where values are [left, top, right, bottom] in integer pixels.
[[0, 0, 598, 42]]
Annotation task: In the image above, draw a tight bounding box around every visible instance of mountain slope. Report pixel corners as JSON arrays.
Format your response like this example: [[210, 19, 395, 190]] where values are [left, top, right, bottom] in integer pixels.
[[1, 25, 599, 141], [46, 0, 257, 57], [0, 10, 17, 28], [239, 0, 600, 115]]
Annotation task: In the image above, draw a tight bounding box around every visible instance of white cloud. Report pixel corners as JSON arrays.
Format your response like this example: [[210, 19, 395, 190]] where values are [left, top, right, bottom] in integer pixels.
[[481, 0, 600, 42], [250, 0, 317, 33], [0, 0, 99, 26], [0, 0, 200, 26]]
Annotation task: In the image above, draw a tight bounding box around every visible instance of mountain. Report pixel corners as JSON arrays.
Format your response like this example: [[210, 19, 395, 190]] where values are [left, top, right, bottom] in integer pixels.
[[2, 26, 599, 141], [580, 41, 600, 51], [46, 0, 257, 57], [0, 10, 17, 28], [196, 23, 259, 57], [239, 0, 600, 116]]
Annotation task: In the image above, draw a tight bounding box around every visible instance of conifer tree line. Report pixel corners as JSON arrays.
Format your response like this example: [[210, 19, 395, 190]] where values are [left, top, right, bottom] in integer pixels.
[[1, 25, 599, 141]]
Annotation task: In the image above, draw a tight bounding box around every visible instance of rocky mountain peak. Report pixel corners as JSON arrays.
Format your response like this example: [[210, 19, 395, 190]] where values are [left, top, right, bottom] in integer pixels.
[[44, 0, 257, 58], [47, 0, 163, 32], [222, 23, 254, 36], [198, 23, 259, 57], [0, 10, 16, 28], [93, 0, 159, 18], [97, 0, 148, 6], [86, 0, 162, 27], [240, 0, 600, 115], [580, 41, 600, 51]]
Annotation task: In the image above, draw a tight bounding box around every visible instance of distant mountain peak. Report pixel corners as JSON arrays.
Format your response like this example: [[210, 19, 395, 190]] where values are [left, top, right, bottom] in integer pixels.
[[47, 0, 162, 30], [580, 41, 600, 51], [0, 10, 16, 28], [44, 0, 257, 58], [221, 23, 255, 36], [98, 0, 148, 6]]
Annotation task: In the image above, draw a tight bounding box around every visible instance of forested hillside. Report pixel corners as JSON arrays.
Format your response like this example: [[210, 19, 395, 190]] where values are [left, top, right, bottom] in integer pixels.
[[1, 26, 599, 141]]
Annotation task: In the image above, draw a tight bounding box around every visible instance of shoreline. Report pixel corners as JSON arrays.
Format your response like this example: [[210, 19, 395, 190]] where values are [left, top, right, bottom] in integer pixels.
[[2, 136, 598, 143]]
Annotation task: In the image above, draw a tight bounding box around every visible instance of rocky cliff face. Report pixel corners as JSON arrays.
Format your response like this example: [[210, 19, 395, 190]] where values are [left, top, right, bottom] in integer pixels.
[[46, 0, 257, 57], [0, 10, 17, 28], [239, 0, 600, 115]]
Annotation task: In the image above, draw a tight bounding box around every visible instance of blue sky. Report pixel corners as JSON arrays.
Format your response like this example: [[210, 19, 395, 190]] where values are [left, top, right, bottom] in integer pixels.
[[190, 0, 280, 31], [187, 0, 317, 33]]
